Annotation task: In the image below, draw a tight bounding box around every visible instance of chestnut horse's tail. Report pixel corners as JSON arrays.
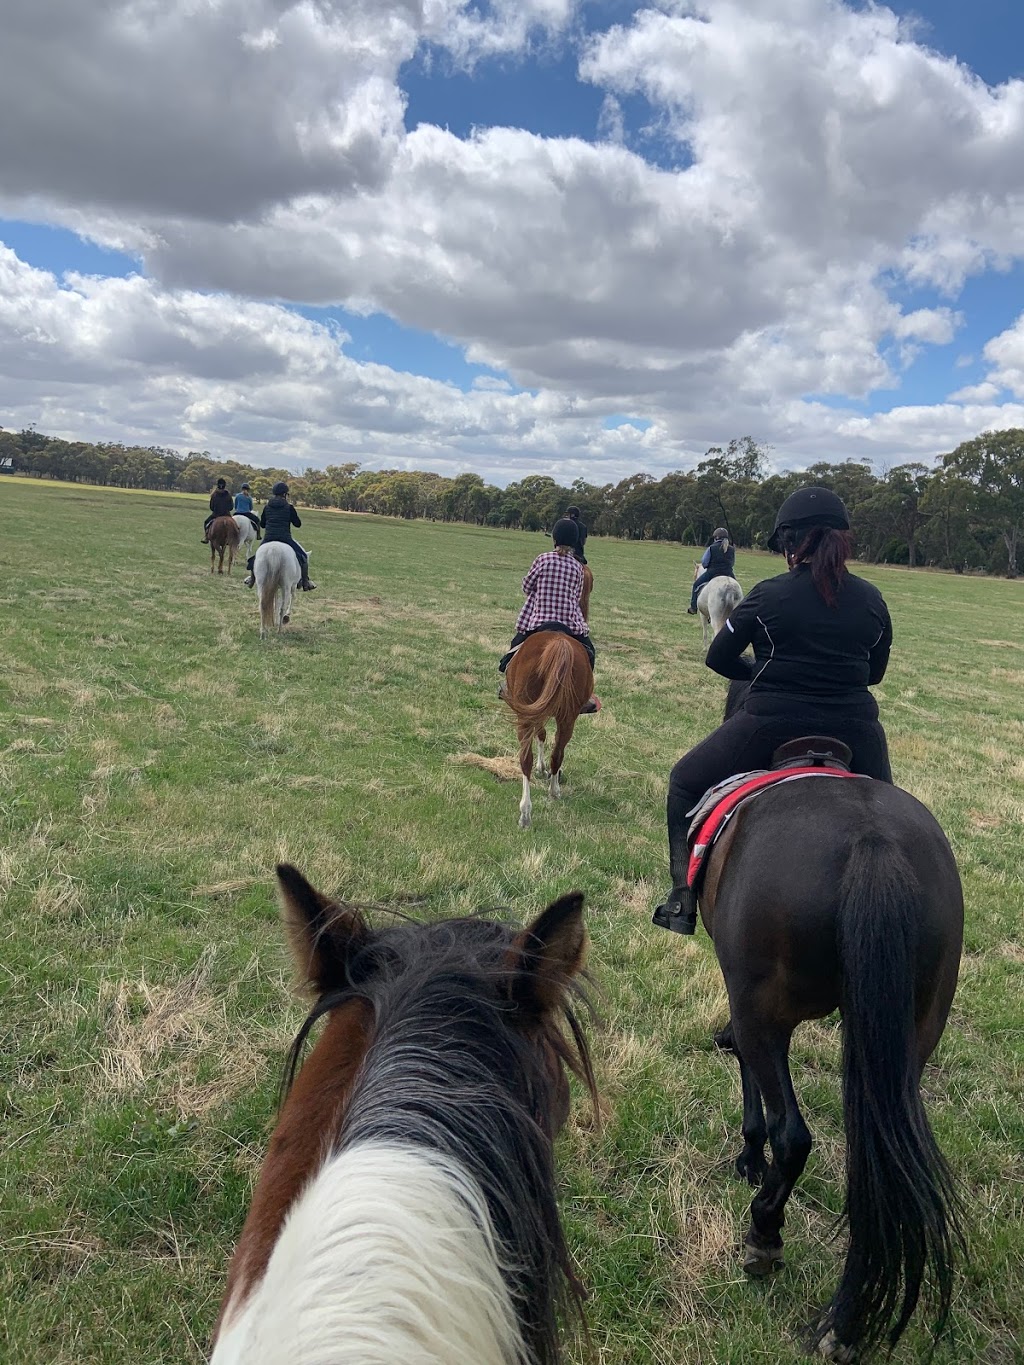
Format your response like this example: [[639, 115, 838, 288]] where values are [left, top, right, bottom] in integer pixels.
[[815, 832, 963, 1358], [509, 635, 590, 751]]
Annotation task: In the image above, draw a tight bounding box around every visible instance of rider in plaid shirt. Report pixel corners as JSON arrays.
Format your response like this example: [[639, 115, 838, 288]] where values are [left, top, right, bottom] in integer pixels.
[[499, 518, 596, 683], [517, 545, 587, 635]]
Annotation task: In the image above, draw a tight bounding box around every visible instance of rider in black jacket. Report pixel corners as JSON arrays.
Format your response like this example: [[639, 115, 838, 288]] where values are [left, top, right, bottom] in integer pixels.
[[566, 505, 588, 565], [243, 482, 316, 591], [654, 487, 893, 935], [202, 478, 235, 541], [687, 528, 735, 613]]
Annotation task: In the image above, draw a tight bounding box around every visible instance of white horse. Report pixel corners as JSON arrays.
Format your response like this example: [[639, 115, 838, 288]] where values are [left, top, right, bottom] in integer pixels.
[[254, 542, 303, 638], [697, 576, 743, 647], [233, 513, 259, 561]]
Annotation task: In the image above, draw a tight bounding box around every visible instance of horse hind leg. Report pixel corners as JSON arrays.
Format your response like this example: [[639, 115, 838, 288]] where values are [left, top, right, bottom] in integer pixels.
[[731, 1018, 811, 1277], [535, 726, 549, 779], [547, 715, 578, 801], [518, 722, 536, 828]]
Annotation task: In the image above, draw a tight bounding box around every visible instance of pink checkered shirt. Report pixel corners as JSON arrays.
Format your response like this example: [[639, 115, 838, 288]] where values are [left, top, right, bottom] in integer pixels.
[[516, 550, 588, 636]]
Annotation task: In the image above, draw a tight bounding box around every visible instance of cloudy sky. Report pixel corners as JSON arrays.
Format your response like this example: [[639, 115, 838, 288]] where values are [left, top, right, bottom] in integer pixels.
[[2, 0, 1024, 483]]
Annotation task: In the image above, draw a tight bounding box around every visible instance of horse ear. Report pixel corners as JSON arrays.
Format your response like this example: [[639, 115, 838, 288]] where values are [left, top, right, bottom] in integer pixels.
[[276, 863, 368, 997], [508, 892, 587, 1013]]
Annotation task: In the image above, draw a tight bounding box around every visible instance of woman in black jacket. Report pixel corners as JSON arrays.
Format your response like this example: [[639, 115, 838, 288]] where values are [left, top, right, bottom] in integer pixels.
[[654, 487, 892, 934], [201, 478, 235, 541], [243, 482, 316, 591]]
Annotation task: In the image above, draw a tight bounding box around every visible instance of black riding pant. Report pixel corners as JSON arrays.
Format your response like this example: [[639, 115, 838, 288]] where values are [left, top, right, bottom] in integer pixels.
[[665, 693, 892, 891]]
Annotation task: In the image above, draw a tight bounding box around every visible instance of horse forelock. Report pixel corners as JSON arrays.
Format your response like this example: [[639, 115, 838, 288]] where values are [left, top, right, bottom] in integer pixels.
[[271, 915, 591, 1364]]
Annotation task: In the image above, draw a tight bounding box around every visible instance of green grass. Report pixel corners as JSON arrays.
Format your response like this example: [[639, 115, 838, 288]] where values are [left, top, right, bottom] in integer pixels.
[[2, 479, 1022, 1363]]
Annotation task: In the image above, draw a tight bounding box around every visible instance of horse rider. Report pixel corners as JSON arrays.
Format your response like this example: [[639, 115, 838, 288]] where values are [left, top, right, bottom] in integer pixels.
[[499, 517, 598, 712], [566, 505, 588, 565], [202, 477, 235, 542], [654, 486, 893, 934], [687, 527, 735, 614], [233, 482, 261, 538], [243, 481, 317, 592]]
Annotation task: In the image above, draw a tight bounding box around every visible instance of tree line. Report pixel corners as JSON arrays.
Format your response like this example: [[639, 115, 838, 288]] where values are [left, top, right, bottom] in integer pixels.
[[3, 426, 1022, 576]]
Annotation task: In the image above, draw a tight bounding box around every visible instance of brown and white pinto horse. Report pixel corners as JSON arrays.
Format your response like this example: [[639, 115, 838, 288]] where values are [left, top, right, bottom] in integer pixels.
[[211, 865, 596, 1365], [504, 633, 593, 829], [209, 515, 241, 575]]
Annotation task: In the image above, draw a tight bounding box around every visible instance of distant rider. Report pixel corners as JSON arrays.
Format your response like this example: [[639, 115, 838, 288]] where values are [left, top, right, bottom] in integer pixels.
[[233, 483, 261, 538], [566, 505, 588, 565], [243, 481, 316, 592], [687, 527, 735, 614], [654, 487, 893, 935], [202, 478, 235, 542], [499, 518, 598, 712]]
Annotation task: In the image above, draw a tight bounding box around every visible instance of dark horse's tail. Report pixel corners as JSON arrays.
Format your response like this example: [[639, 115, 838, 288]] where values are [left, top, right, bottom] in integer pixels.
[[816, 832, 963, 1357]]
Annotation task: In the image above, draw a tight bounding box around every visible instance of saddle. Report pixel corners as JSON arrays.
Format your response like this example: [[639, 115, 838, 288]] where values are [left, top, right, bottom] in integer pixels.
[[686, 736, 864, 890]]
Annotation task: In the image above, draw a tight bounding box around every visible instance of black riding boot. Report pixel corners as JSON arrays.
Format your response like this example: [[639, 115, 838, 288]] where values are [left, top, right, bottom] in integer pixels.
[[300, 568, 316, 591], [243, 555, 255, 588], [653, 796, 699, 933], [652, 885, 698, 934]]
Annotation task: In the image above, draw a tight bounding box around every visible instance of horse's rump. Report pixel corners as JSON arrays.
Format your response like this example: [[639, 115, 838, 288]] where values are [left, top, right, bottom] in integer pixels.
[[506, 632, 592, 728]]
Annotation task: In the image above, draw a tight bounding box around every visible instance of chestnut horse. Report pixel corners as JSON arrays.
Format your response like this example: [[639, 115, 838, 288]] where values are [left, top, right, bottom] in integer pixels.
[[212, 867, 595, 1365], [209, 515, 240, 575], [580, 566, 594, 622], [697, 744, 964, 1360], [504, 632, 593, 829]]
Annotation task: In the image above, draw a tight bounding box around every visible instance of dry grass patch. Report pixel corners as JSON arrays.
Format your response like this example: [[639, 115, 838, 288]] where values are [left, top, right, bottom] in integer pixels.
[[449, 751, 523, 782], [98, 949, 273, 1120]]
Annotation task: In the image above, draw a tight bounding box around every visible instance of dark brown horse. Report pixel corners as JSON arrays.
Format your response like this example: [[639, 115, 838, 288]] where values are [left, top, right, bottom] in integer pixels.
[[209, 514, 240, 574], [504, 632, 593, 828], [698, 757, 964, 1360], [211, 865, 596, 1365]]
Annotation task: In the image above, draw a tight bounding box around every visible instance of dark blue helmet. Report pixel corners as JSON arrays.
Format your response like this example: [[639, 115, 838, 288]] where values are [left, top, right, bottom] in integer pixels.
[[272, 481, 289, 496]]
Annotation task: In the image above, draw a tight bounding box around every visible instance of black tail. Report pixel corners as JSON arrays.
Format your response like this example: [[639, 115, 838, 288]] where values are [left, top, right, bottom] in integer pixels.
[[814, 833, 963, 1357]]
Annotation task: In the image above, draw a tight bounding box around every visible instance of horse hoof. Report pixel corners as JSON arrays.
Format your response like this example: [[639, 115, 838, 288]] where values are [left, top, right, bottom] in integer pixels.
[[282, 614, 290, 624], [817, 1330, 857, 1362], [742, 1240, 784, 1277], [519, 812, 532, 829]]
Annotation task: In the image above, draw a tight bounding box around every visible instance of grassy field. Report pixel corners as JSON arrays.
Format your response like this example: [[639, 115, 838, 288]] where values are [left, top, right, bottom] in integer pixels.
[[2, 476, 1022, 1364]]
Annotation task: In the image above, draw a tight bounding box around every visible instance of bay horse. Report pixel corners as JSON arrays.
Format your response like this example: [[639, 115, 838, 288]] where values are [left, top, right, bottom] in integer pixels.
[[504, 632, 593, 829], [696, 574, 743, 647], [209, 515, 241, 575], [254, 542, 302, 638], [210, 865, 596, 1365], [697, 725, 964, 1360]]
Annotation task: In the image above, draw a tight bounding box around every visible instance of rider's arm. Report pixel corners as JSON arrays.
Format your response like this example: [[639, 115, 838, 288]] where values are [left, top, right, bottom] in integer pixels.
[[867, 602, 893, 684], [700, 547, 711, 569], [290, 506, 302, 528], [704, 589, 761, 680], [259, 507, 268, 527], [522, 559, 540, 596]]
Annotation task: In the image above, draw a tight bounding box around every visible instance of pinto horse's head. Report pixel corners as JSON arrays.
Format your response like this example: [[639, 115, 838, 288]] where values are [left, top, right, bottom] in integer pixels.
[[212, 866, 596, 1365]]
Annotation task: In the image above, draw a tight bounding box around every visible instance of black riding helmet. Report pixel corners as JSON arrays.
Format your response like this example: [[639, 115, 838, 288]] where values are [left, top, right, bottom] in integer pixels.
[[272, 481, 289, 496], [552, 517, 579, 547], [712, 527, 729, 541], [767, 486, 850, 553]]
